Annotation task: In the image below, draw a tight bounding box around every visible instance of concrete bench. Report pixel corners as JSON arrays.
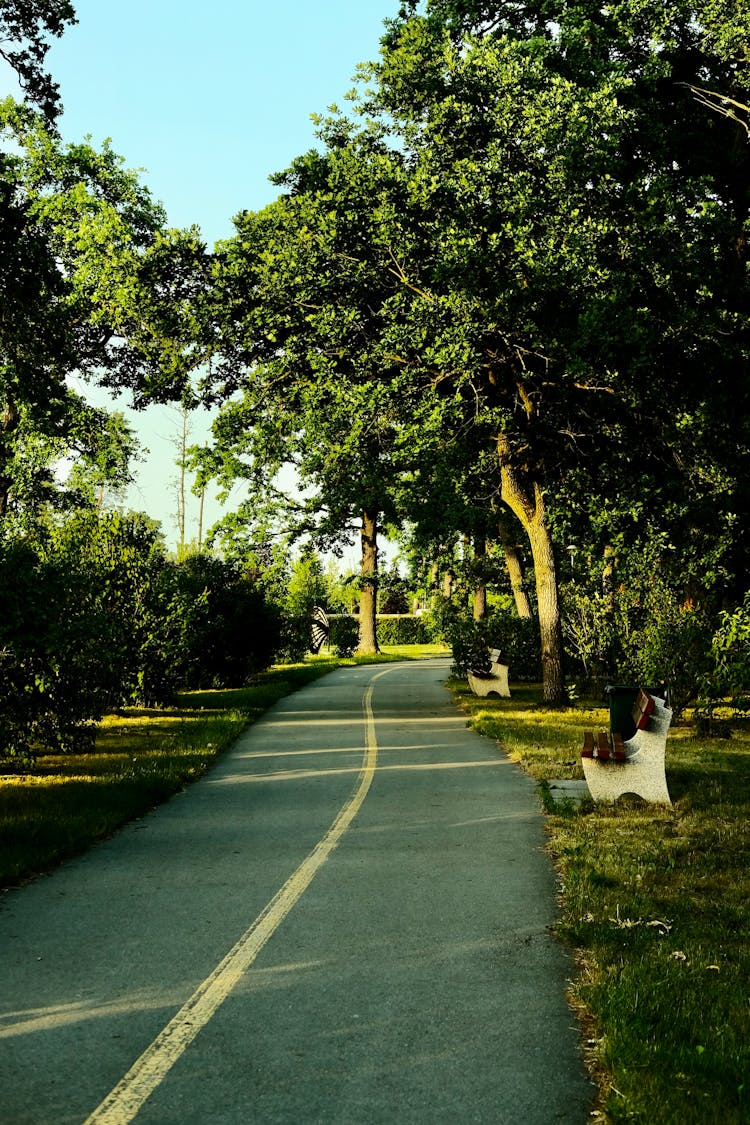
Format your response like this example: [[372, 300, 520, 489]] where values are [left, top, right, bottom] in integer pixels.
[[467, 649, 511, 698], [581, 688, 672, 804]]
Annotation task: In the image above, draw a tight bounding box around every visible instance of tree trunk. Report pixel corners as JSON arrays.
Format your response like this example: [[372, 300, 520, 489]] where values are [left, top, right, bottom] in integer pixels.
[[602, 544, 615, 608], [357, 508, 380, 654], [197, 485, 205, 552], [498, 516, 532, 619], [472, 584, 487, 621], [473, 536, 487, 621], [498, 439, 565, 704], [0, 399, 19, 521]]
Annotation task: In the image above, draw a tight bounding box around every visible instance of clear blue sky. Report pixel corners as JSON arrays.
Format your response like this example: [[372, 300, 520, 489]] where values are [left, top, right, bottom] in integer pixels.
[[6, 1, 403, 551], [50, 0, 401, 244]]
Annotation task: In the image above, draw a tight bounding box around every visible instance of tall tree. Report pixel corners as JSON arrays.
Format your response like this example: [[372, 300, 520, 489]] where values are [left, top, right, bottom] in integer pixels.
[[0, 99, 209, 532], [203, 135, 423, 653], [1, 391, 141, 525], [351, 0, 750, 700]]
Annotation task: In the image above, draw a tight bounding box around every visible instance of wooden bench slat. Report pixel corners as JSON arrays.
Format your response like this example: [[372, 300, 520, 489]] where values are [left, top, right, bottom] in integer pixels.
[[633, 689, 656, 730]]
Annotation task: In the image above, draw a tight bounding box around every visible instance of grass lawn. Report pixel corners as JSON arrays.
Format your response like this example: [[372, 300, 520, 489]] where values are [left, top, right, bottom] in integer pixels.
[[450, 681, 750, 1125], [0, 646, 447, 888]]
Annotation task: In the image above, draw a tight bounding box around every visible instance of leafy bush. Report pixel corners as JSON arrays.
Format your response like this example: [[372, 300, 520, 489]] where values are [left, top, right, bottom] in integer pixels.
[[277, 553, 330, 662], [445, 616, 493, 677], [0, 513, 160, 756], [488, 613, 541, 681], [709, 592, 750, 703], [376, 616, 433, 645], [164, 554, 282, 692], [561, 585, 618, 686], [444, 609, 540, 680], [695, 593, 750, 730], [329, 616, 359, 657], [0, 514, 283, 757], [615, 579, 714, 717]]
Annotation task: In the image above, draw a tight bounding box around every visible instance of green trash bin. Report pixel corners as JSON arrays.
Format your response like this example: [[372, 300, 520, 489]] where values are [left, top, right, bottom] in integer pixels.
[[605, 683, 667, 740], [605, 685, 640, 740]]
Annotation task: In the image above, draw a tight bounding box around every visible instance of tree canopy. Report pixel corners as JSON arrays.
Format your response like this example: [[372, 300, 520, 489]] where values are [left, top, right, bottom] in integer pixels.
[[198, 0, 749, 699], [0, 97, 209, 527]]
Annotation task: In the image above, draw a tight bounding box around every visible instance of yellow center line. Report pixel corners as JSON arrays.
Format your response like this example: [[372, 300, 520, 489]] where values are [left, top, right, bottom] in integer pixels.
[[84, 667, 391, 1125]]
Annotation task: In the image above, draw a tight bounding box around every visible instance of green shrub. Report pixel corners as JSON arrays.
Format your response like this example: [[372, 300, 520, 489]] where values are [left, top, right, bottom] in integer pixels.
[[446, 617, 493, 677], [0, 513, 159, 756], [709, 592, 750, 704], [164, 554, 282, 692], [696, 593, 750, 727], [561, 585, 618, 686], [616, 581, 714, 717], [488, 613, 541, 680], [376, 615, 433, 645], [330, 616, 359, 657], [443, 610, 540, 680], [0, 515, 283, 757]]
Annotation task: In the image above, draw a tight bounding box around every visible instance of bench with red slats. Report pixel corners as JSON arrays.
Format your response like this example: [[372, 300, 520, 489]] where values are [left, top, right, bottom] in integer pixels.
[[581, 690, 655, 764]]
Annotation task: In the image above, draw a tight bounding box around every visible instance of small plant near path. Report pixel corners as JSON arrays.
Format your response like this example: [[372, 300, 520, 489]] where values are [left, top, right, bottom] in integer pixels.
[[450, 681, 750, 1124]]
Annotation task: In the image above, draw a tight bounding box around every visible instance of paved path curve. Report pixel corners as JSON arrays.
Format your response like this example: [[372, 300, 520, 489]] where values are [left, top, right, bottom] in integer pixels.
[[0, 660, 591, 1123]]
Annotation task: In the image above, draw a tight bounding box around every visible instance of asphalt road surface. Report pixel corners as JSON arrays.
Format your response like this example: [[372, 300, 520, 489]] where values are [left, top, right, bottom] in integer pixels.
[[0, 659, 592, 1123]]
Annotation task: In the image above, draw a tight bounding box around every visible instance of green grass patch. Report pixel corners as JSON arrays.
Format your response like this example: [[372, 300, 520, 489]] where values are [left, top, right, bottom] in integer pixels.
[[450, 679, 750, 1124]]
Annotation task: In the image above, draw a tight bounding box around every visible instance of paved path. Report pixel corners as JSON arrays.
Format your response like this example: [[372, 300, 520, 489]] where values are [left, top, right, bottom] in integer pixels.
[[0, 660, 591, 1123]]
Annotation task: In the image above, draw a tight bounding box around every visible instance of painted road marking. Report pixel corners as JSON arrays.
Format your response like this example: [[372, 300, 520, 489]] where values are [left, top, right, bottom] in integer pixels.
[[84, 667, 392, 1125]]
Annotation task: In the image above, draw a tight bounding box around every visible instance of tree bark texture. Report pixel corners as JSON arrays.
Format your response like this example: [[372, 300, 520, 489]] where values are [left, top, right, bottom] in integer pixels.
[[473, 585, 487, 621], [497, 438, 565, 704], [498, 516, 532, 619], [357, 508, 380, 654]]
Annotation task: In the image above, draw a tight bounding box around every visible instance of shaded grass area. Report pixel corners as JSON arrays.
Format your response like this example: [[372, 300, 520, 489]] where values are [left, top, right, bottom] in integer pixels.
[[0, 647, 446, 890], [450, 680, 750, 1124]]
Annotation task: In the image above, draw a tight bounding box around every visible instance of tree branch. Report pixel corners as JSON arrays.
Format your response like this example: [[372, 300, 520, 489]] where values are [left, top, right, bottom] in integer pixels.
[[678, 83, 750, 135], [385, 247, 434, 302]]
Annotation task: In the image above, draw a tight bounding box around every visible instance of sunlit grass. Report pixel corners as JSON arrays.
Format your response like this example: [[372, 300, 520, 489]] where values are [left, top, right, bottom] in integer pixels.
[[450, 679, 750, 1124]]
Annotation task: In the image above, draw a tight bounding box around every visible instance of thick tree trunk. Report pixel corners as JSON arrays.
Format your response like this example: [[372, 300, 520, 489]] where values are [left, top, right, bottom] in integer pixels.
[[473, 584, 487, 621], [498, 516, 532, 619], [498, 440, 565, 704], [357, 508, 380, 654]]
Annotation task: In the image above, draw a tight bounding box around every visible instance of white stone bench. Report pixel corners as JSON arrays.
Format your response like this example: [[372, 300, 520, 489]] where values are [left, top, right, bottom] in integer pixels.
[[581, 689, 673, 805], [467, 649, 511, 698]]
